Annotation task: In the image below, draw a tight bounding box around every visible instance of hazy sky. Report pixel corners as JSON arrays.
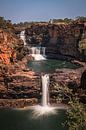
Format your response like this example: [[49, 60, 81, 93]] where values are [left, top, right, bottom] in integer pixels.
[[0, 0, 86, 23]]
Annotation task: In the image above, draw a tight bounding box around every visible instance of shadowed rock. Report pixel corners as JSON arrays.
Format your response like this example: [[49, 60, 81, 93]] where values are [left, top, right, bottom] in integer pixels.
[[80, 70, 86, 89]]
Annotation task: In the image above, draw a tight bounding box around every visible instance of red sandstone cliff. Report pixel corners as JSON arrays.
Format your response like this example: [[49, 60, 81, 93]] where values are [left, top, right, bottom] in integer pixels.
[[0, 29, 23, 64], [25, 21, 86, 60], [0, 21, 85, 108], [0, 28, 40, 106]]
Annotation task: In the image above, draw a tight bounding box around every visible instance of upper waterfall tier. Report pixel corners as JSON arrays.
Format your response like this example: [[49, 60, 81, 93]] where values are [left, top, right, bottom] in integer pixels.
[[20, 30, 27, 46], [30, 47, 46, 61]]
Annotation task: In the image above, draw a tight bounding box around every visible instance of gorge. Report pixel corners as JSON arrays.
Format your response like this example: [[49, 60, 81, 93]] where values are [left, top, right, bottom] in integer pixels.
[[0, 20, 86, 107], [0, 17, 86, 130], [24, 20, 86, 61]]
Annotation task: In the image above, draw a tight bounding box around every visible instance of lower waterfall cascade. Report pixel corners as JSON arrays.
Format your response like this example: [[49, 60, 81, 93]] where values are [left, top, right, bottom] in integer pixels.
[[31, 74, 57, 117]]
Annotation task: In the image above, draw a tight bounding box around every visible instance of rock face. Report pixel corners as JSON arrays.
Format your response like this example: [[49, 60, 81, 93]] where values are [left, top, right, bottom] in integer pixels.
[[25, 21, 86, 60], [80, 70, 86, 89], [0, 29, 23, 64], [0, 98, 37, 108], [0, 62, 41, 99], [0, 28, 42, 108], [0, 23, 86, 108], [49, 68, 86, 104], [77, 70, 86, 104], [54, 69, 79, 85], [50, 69, 81, 87], [0, 58, 41, 108]]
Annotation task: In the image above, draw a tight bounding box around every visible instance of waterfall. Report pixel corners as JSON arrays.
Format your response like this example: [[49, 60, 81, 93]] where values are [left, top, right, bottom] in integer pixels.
[[42, 47, 46, 56], [35, 47, 41, 54], [20, 30, 27, 45], [30, 47, 46, 61], [42, 74, 49, 106], [31, 74, 56, 117], [19, 73, 66, 117], [31, 47, 36, 54]]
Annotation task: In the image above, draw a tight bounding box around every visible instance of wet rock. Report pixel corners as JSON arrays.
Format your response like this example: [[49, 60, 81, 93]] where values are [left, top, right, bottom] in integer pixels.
[[80, 70, 86, 89], [0, 98, 38, 108]]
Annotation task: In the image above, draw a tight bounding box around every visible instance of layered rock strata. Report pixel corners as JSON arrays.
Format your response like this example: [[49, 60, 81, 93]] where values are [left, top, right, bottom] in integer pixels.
[[24, 21, 86, 60]]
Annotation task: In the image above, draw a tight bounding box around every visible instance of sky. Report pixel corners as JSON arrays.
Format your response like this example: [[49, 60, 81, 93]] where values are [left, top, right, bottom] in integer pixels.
[[0, 0, 86, 23]]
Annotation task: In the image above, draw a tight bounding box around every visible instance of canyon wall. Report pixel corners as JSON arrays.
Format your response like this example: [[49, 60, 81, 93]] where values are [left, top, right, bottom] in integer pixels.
[[0, 21, 86, 107], [25, 21, 86, 60], [0, 28, 41, 107], [0, 29, 24, 64]]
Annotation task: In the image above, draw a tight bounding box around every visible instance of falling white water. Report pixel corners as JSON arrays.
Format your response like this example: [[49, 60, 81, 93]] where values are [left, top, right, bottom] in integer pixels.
[[35, 47, 40, 54], [31, 47, 36, 54], [17, 74, 68, 117], [20, 30, 27, 46], [42, 47, 46, 56], [31, 74, 57, 117], [30, 47, 46, 61], [42, 74, 49, 106]]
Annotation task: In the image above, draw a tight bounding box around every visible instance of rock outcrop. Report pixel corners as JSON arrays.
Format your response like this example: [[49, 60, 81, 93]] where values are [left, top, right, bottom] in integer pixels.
[[49, 69, 81, 99], [0, 29, 23, 64], [0, 98, 37, 108], [76, 69, 86, 104], [0, 57, 41, 108], [25, 21, 86, 60], [0, 29, 37, 107], [80, 70, 86, 89], [0, 22, 86, 108]]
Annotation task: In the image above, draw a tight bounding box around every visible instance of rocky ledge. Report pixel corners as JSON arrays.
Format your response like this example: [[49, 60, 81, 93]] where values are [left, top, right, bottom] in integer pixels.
[[0, 98, 37, 108], [24, 21, 86, 61], [49, 63, 86, 104], [0, 58, 85, 108], [0, 28, 40, 108], [0, 57, 41, 106], [0, 27, 86, 108]]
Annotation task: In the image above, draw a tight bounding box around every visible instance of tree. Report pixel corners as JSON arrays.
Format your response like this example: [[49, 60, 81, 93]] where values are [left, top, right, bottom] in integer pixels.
[[66, 98, 86, 130], [64, 18, 72, 23], [0, 16, 6, 28], [54, 83, 86, 130], [75, 16, 86, 22]]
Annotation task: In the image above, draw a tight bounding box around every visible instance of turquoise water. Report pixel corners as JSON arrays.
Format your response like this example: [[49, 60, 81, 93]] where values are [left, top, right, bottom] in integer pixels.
[[28, 59, 80, 73], [0, 108, 68, 130]]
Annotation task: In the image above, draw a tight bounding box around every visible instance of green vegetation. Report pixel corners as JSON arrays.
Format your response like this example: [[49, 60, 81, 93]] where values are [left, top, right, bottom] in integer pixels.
[[13, 21, 47, 30], [66, 98, 86, 130], [79, 40, 86, 49], [78, 30, 86, 56], [54, 83, 86, 130], [1, 16, 86, 29], [52, 18, 73, 23], [0, 16, 14, 32], [79, 39, 86, 55], [52, 16, 86, 24], [75, 16, 86, 22]]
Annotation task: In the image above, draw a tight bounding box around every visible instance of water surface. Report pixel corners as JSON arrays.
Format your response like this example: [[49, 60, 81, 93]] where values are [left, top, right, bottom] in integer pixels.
[[0, 108, 68, 130], [28, 59, 80, 73]]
